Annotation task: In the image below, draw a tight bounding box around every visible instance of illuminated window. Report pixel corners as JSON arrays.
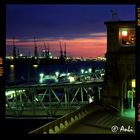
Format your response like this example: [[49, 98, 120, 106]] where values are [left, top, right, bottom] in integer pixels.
[[122, 30, 128, 36], [0, 57, 3, 65], [131, 79, 136, 88], [119, 28, 135, 47]]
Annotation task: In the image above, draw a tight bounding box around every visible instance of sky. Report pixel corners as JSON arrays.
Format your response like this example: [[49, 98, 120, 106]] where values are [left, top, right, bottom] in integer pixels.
[[6, 4, 135, 58]]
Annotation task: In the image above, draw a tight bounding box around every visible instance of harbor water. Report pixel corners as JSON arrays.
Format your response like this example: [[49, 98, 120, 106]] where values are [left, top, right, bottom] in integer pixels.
[[6, 60, 106, 84]]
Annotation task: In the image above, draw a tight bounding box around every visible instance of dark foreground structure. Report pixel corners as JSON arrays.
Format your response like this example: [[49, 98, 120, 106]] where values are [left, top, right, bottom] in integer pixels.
[[28, 20, 135, 134], [102, 20, 135, 115]]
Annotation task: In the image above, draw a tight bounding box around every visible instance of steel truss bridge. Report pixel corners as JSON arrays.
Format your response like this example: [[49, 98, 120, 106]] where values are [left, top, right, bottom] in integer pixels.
[[6, 80, 104, 118]]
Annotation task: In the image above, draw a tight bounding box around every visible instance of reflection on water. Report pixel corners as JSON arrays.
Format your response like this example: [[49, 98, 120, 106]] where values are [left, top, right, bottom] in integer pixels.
[[6, 61, 106, 84], [9, 65, 15, 82]]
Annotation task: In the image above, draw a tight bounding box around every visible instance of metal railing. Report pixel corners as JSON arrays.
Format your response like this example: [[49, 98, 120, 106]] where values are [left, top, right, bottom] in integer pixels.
[[28, 102, 100, 134], [6, 82, 103, 118]]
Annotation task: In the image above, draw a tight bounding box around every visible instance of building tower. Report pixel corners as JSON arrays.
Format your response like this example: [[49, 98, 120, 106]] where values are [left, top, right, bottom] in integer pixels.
[[102, 21, 135, 114]]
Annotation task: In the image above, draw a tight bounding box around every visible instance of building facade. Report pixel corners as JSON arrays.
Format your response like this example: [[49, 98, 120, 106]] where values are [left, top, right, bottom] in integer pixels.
[[102, 21, 135, 113]]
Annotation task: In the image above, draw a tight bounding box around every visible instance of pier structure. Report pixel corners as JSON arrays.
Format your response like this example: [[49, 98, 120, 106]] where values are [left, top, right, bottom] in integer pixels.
[[6, 80, 103, 118], [28, 21, 135, 134], [5, 20, 135, 134]]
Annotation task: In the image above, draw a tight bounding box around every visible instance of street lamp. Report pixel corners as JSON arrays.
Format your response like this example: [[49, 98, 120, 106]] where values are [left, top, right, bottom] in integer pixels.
[[40, 73, 44, 77], [55, 71, 59, 77], [81, 69, 84, 74], [39, 73, 44, 83], [85, 71, 88, 74], [88, 68, 92, 73]]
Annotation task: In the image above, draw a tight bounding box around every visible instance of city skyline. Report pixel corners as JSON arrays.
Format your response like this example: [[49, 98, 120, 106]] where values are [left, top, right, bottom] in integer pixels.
[[6, 4, 135, 58]]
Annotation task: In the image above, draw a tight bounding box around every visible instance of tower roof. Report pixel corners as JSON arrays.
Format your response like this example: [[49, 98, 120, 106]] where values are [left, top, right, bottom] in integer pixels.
[[104, 20, 135, 25]]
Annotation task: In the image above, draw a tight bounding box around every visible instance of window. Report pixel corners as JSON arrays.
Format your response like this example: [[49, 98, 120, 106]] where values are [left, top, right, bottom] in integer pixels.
[[119, 28, 135, 47]]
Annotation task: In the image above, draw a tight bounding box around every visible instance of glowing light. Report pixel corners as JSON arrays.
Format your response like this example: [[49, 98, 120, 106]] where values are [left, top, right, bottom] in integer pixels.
[[6, 91, 15, 96], [10, 56, 14, 60], [68, 76, 75, 83], [67, 73, 70, 76], [88, 68, 92, 73], [6, 90, 25, 96], [81, 69, 84, 74], [39, 73, 44, 83], [19, 53, 23, 57], [89, 97, 94, 103], [33, 65, 38, 68], [131, 79, 135, 88], [55, 71, 59, 77], [101, 73, 104, 77], [122, 30, 128, 36], [85, 71, 88, 74], [60, 73, 66, 77], [39, 79, 43, 83], [10, 65, 14, 68], [40, 73, 44, 77]]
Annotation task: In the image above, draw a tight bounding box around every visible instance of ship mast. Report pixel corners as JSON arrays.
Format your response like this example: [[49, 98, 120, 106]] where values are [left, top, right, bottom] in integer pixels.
[[59, 41, 63, 59], [64, 42, 66, 59]]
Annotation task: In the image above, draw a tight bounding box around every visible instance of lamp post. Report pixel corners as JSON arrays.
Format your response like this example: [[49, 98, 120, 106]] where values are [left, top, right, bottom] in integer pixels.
[[55, 71, 59, 78], [39, 73, 44, 84], [88, 68, 92, 74], [81, 69, 84, 74]]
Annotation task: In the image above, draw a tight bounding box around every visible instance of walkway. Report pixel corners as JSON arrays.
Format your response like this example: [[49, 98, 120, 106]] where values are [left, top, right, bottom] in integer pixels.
[[62, 108, 135, 134]]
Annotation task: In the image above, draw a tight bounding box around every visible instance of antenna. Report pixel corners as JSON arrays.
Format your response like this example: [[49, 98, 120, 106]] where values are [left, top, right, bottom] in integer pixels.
[[110, 10, 118, 21]]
